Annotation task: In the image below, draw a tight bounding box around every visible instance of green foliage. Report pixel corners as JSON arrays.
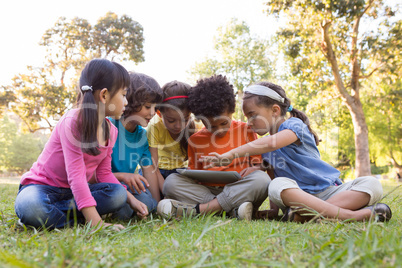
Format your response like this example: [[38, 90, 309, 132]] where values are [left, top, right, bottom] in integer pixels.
[[0, 12, 144, 132], [266, 0, 402, 173], [5, 68, 73, 132], [92, 12, 144, 62], [363, 74, 402, 168], [0, 182, 401, 267], [190, 18, 275, 120], [190, 18, 274, 91], [0, 115, 44, 174]]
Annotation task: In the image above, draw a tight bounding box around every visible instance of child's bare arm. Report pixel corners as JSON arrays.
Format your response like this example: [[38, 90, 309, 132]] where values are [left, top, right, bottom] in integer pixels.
[[81, 206, 125, 230], [202, 130, 298, 168], [141, 164, 162, 202], [126, 191, 148, 219], [148, 147, 164, 200]]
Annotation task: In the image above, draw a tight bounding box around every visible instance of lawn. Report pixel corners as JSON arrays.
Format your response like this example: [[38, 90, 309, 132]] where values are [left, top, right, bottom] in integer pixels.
[[0, 180, 401, 267]]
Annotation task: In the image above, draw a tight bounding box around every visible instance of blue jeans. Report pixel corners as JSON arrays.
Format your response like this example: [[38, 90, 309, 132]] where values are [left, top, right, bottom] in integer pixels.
[[15, 183, 127, 229], [138, 168, 182, 201], [113, 181, 157, 220]]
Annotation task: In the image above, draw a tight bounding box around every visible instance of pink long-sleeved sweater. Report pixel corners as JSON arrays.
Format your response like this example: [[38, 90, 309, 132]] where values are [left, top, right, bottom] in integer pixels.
[[21, 109, 121, 210]]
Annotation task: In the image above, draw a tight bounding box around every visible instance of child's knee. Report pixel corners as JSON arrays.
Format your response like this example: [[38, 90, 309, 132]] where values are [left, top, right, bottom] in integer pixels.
[[163, 173, 179, 196], [15, 196, 51, 227], [248, 170, 271, 191], [268, 177, 299, 210], [109, 184, 128, 209], [268, 177, 291, 196], [355, 176, 383, 205]]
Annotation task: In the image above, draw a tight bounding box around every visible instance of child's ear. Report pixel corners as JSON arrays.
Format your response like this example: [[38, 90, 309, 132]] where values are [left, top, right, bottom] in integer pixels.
[[272, 104, 281, 116], [98, 88, 109, 104]]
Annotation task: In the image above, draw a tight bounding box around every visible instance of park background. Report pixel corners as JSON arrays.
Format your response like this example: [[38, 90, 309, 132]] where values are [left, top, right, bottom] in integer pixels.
[[0, 1, 402, 267], [0, 0, 401, 181]]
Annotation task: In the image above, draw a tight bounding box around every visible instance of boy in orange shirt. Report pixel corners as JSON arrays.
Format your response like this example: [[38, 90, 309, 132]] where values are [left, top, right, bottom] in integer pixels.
[[157, 75, 271, 220]]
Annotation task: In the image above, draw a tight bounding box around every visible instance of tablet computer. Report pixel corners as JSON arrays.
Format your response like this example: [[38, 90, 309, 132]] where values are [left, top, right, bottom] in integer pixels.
[[176, 169, 241, 184]]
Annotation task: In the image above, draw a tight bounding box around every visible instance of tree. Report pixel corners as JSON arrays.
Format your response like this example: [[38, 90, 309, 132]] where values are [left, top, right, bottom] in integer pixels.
[[92, 12, 144, 62], [0, 12, 145, 132], [0, 114, 18, 171], [189, 18, 275, 120], [5, 67, 73, 132], [0, 114, 44, 174], [265, 0, 402, 177], [363, 75, 402, 178]]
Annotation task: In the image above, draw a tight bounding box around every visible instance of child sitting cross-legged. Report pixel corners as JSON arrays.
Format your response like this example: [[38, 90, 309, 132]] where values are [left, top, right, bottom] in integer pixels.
[[146, 81, 202, 199], [202, 81, 391, 223], [157, 75, 271, 221], [109, 72, 163, 220]]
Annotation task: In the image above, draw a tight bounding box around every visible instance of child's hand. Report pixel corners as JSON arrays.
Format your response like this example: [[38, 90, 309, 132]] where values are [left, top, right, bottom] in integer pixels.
[[103, 222, 125, 231], [200, 152, 234, 168], [120, 173, 150, 194], [128, 197, 149, 219], [90, 220, 125, 232], [239, 166, 261, 178]]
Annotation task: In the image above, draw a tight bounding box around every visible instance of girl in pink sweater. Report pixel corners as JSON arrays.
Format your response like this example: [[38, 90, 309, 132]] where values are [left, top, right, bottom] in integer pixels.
[[15, 59, 148, 230]]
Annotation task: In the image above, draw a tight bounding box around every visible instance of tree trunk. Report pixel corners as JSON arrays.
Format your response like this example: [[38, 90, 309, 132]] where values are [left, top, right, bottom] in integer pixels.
[[390, 150, 402, 180], [347, 99, 371, 177], [321, 20, 371, 177]]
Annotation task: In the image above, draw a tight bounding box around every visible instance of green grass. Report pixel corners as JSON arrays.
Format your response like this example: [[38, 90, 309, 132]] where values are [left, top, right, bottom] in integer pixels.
[[1, 181, 401, 267]]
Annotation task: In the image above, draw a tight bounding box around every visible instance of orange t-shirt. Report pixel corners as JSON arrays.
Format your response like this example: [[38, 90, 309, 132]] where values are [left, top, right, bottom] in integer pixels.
[[188, 120, 262, 186]]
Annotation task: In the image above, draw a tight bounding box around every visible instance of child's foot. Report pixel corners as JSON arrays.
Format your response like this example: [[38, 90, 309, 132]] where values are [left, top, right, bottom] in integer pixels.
[[231, 202, 253, 221], [281, 207, 295, 222], [280, 207, 313, 223], [17, 219, 25, 227], [157, 199, 197, 219], [365, 203, 392, 222]]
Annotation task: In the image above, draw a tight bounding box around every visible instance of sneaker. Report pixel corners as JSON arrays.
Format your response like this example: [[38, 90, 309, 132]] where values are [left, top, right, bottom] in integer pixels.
[[280, 207, 295, 222], [157, 199, 197, 219], [17, 219, 25, 227], [231, 202, 253, 221], [366, 203, 392, 222]]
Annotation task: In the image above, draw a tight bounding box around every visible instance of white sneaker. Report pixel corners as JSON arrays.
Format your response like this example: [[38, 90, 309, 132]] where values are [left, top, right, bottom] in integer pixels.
[[17, 219, 25, 227], [231, 202, 253, 221], [157, 199, 197, 219]]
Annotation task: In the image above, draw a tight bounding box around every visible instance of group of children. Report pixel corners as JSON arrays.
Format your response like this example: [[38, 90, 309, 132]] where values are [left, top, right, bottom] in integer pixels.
[[14, 58, 392, 230]]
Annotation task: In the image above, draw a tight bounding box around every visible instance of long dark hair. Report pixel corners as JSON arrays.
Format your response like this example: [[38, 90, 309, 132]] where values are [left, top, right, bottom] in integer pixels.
[[158, 81, 196, 159], [77, 58, 130, 155], [243, 81, 320, 145]]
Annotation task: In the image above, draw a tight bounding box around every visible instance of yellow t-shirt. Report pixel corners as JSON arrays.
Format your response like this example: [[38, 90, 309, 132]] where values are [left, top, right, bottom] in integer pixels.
[[146, 116, 203, 170]]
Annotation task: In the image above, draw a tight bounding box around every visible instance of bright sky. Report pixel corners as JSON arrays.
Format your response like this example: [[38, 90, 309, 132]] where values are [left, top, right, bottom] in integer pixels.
[[0, 0, 276, 87]]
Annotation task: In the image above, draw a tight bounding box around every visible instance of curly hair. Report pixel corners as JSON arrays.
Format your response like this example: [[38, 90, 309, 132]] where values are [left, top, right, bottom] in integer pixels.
[[188, 75, 236, 117], [123, 72, 163, 117]]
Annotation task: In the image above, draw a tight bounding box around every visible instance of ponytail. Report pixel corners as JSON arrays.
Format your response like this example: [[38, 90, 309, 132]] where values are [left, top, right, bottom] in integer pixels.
[[77, 59, 129, 156], [289, 108, 320, 146], [78, 89, 109, 155]]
